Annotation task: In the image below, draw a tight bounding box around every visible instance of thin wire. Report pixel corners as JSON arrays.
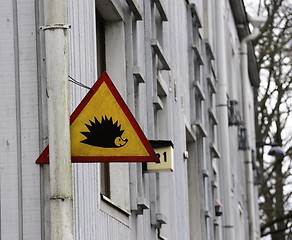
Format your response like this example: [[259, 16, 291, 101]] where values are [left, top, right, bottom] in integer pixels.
[[68, 75, 92, 90]]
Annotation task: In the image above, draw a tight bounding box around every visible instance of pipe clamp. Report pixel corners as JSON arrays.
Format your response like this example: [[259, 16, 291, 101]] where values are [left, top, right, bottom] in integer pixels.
[[40, 24, 70, 31]]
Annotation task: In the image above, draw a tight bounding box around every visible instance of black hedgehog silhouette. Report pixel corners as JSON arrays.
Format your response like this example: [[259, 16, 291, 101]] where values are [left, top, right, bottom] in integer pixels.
[[80, 116, 128, 148]]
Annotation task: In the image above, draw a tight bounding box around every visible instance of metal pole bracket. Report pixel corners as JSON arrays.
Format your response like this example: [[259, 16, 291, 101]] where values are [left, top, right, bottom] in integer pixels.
[[40, 24, 70, 31]]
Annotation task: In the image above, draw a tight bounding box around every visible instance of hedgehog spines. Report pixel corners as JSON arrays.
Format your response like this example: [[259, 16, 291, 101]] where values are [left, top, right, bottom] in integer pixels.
[[80, 115, 128, 148]]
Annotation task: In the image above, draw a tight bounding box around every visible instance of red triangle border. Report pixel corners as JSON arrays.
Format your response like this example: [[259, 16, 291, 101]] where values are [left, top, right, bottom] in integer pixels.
[[36, 72, 158, 164]]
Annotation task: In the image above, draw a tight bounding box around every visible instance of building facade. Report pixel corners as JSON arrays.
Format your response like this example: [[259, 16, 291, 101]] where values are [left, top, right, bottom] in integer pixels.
[[0, 0, 261, 239]]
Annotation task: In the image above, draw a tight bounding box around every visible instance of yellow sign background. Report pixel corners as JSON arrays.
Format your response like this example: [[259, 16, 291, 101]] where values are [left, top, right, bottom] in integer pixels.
[[70, 82, 148, 157]]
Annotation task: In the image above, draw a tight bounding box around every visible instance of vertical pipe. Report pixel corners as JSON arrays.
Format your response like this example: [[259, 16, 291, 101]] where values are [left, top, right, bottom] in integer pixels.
[[240, 29, 260, 240], [215, 1, 235, 240], [43, 0, 73, 239], [12, 0, 24, 237]]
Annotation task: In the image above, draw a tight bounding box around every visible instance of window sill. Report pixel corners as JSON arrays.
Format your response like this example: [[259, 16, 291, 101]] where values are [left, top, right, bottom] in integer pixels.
[[100, 194, 131, 226], [151, 39, 171, 70]]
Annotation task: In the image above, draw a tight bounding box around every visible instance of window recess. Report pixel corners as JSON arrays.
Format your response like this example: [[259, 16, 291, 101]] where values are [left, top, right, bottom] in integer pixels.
[[238, 126, 249, 150], [153, 96, 164, 110], [192, 44, 204, 65], [156, 213, 167, 229], [211, 65, 217, 79], [132, 66, 145, 83], [96, 0, 124, 20], [204, 210, 211, 218], [210, 144, 220, 158], [157, 72, 169, 97], [190, 4, 202, 28], [228, 100, 242, 126], [211, 180, 218, 189], [186, 121, 197, 142], [208, 108, 218, 125], [153, 0, 168, 21], [207, 77, 216, 94], [125, 0, 143, 21], [151, 39, 171, 70], [193, 82, 206, 101], [205, 41, 215, 61], [202, 169, 209, 178], [136, 197, 149, 215], [194, 122, 208, 138]]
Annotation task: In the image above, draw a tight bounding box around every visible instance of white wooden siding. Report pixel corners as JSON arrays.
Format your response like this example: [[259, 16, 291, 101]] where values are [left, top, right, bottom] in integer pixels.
[[68, 0, 101, 239], [0, 0, 41, 239]]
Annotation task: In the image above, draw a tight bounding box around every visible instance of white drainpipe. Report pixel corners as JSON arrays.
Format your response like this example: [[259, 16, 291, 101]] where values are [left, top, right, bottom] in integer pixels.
[[215, 1, 235, 240], [240, 28, 260, 240], [42, 0, 73, 239]]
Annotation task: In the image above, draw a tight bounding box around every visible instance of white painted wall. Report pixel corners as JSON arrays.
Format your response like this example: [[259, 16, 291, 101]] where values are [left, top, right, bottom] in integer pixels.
[[0, 0, 259, 239], [0, 0, 41, 239]]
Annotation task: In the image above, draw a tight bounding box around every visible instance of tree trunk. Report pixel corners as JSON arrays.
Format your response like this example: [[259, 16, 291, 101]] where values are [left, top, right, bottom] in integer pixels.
[[271, 156, 285, 240]]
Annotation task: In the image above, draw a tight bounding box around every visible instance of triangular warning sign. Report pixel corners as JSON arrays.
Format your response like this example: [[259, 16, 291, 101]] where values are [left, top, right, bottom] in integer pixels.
[[36, 72, 158, 164]]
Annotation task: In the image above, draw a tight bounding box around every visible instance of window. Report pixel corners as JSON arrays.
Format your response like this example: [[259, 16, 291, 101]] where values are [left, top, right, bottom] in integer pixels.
[[96, 10, 106, 78], [186, 133, 202, 240], [95, 6, 130, 213], [95, 10, 110, 198]]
